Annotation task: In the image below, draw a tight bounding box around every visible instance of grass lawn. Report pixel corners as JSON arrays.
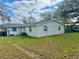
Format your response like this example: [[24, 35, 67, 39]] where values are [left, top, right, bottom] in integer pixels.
[[0, 32, 79, 59]]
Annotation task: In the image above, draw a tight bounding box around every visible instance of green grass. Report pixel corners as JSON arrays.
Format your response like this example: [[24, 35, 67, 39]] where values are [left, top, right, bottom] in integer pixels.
[[0, 38, 32, 59], [0, 32, 79, 59]]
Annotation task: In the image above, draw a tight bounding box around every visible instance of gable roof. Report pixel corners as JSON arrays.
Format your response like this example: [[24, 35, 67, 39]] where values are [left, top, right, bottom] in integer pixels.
[[0, 20, 64, 28], [25, 19, 64, 27], [0, 23, 25, 28]]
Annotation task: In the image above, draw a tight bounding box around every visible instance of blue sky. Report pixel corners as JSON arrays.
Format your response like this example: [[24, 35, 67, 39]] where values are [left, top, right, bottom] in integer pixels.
[[0, 0, 63, 24], [0, 0, 63, 16], [0, 0, 16, 16], [0, 0, 16, 3]]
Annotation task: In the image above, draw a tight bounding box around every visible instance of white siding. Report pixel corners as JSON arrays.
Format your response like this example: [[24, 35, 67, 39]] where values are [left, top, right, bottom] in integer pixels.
[[34, 22, 64, 37], [4, 21, 64, 37], [0, 28, 2, 32], [25, 27, 38, 37], [6, 27, 25, 35]]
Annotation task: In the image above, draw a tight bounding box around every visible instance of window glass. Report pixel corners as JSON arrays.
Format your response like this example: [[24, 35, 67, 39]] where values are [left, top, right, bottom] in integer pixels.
[[29, 27, 32, 32], [13, 27, 17, 31], [58, 26, 61, 30], [44, 26, 47, 31]]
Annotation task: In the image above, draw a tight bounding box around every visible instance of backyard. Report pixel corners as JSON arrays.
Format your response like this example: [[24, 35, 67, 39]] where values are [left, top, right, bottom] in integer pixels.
[[0, 32, 79, 59]]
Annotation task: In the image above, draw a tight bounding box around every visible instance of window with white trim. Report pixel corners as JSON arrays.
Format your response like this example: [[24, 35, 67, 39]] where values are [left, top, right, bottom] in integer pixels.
[[12, 27, 17, 31], [29, 27, 32, 32], [44, 26, 47, 31], [58, 26, 61, 30]]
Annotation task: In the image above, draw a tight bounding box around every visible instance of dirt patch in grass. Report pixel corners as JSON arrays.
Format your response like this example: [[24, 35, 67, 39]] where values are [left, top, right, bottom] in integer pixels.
[[0, 39, 32, 59], [69, 52, 79, 59]]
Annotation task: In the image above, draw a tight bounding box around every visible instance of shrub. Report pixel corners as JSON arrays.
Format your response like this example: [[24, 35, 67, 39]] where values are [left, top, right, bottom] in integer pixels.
[[20, 32, 27, 36]]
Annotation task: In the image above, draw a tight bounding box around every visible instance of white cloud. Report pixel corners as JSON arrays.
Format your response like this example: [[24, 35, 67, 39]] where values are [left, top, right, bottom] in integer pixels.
[[38, 0, 63, 3], [9, 0, 63, 23]]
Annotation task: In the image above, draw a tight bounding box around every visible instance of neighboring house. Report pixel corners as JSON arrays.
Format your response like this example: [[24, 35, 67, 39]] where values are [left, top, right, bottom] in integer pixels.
[[0, 20, 64, 37], [0, 24, 25, 36]]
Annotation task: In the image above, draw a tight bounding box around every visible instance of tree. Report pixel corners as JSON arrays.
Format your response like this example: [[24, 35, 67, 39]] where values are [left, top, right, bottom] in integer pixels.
[[41, 11, 54, 21], [58, 0, 79, 18], [55, 0, 79, 32], [0, 5, 11, 31], [55, 0, 79, 25]]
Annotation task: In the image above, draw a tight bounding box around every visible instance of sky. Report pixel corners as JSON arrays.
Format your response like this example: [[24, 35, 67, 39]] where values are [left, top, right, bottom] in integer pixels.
[[0, 0, 63, 23], [0, 0, 16, 3], [42, 0, 63, 3], [0, 0, 63, 4], [0, 0, 63, 17], [0, 0, 63, 16]]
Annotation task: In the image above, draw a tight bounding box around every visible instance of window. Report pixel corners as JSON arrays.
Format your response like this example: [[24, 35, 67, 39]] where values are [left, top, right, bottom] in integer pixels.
[[58, 26, 61, 30], [29, 27, 32, 32], [44, 26, 47, 31], [12, 27, 17, 31]]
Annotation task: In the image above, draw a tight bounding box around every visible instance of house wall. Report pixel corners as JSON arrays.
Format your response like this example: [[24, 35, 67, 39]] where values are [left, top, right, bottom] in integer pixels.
[[6, 27, 25, 35], [25, 27, 38, 37], [0, 28, 2, 32], [3, 21, 64, 37], [33, 22, 64, 37]]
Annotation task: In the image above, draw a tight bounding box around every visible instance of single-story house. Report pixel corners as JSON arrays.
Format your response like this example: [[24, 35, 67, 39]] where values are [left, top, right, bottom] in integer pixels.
[[0, 20, 64, 37]]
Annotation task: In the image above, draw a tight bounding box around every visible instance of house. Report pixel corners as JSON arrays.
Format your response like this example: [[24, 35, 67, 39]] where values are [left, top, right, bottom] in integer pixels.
[[25, 20, 64, 37], [0, 24, 26, 36], [0, 20, 64, 37]]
